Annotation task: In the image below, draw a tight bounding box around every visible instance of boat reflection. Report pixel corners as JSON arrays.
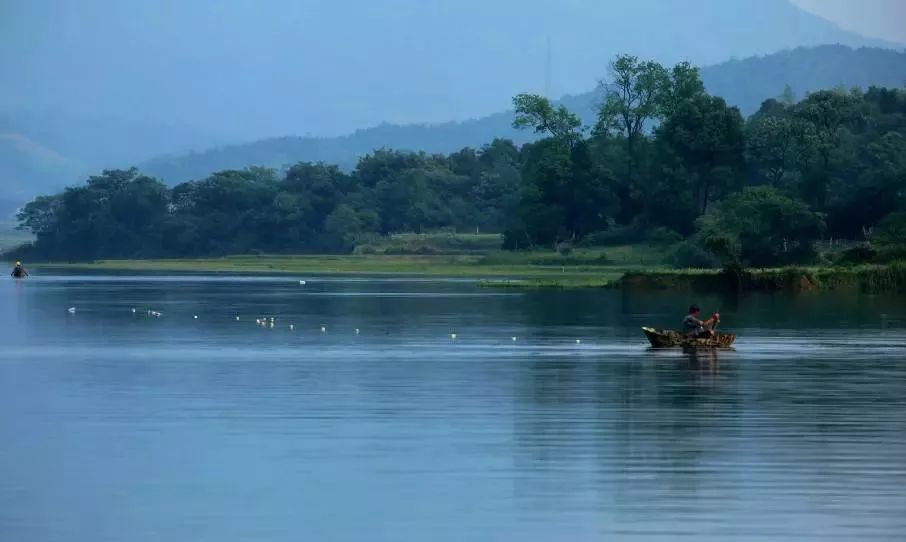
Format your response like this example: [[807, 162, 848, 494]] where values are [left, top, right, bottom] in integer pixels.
[[683, 346, 721, 372], [644, 346, 730, 373]]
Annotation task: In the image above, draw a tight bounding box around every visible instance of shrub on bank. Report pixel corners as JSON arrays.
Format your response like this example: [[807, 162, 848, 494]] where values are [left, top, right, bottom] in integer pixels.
[[620, 260, 906, 294], [576, 224, 682, 248], [669, 241, 721, 269], [834, 244, 878, 265], [576, 222, 647, 247]]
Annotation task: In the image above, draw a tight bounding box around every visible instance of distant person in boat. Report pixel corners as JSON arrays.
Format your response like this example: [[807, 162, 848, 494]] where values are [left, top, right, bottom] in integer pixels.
[[10, 261, 29, 279], [683, 305, 718, 338]]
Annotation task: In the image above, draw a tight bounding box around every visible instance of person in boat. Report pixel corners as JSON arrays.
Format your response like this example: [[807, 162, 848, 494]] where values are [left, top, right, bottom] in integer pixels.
[[683, 305, 719, 338], [10, 261, 29, 279]]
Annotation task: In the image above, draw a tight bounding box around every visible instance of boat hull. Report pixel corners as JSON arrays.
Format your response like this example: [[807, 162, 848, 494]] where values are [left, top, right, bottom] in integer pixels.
[[642, 326, 736, 349]]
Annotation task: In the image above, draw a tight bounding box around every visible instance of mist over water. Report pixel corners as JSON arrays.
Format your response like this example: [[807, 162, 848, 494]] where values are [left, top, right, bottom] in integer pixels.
[[2, 274, 905, 541]]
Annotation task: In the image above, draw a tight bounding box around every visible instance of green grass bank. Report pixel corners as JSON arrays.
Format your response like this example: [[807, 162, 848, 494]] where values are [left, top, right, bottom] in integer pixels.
[[32, 256, 906, 293], [23, 234, 906, 293], [620, 262, 906, 294], [29, 242, 665, 287], [34, 253, 629, 284]]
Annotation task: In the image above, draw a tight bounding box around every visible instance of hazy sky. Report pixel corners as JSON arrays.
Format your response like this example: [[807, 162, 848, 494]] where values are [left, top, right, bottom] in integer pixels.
[[1, 0, 902, 149], [792, 0, 906, 43]]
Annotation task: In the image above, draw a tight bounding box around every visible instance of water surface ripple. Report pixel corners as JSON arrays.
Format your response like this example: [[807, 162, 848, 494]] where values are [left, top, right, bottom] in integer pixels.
[[1, 274, 904, 541]]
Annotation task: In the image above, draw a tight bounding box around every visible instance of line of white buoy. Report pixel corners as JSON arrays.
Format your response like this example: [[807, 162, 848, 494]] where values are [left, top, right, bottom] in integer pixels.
[[70, 306, 587, 345]]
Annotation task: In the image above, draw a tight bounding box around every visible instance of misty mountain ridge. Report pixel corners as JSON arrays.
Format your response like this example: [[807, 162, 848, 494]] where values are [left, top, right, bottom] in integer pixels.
[[141, 45, 906, 184], [2, 0, 904, 199], [3, 0, 900, 141]]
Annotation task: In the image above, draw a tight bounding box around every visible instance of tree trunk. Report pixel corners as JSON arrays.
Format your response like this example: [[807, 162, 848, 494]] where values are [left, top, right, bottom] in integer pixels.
[[626, 135, 635, 188]]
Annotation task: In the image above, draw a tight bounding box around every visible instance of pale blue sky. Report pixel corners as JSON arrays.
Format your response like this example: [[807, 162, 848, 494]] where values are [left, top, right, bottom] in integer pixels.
[[792, 0, 906, 43]]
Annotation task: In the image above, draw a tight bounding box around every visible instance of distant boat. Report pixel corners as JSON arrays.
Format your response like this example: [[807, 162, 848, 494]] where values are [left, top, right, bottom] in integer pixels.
[[642, 327, 736, 349]]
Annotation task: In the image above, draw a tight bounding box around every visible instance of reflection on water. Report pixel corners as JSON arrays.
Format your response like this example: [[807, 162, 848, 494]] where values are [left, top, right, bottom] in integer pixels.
[[1, 274, 905, 541]]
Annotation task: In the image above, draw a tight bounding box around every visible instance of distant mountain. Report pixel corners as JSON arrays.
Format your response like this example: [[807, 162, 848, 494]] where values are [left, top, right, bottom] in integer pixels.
[[0, 130, 79, 205], [141, 45, 906, 183], [2, 0, 898, 142], [2, 0, 903, 200], [0, 111, 222, 197]]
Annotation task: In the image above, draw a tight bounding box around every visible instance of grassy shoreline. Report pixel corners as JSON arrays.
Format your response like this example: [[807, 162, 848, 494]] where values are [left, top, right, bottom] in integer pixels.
[[28, 252, 906, 293], [33, 254, 629, 282], [30, 245, 663, 285]]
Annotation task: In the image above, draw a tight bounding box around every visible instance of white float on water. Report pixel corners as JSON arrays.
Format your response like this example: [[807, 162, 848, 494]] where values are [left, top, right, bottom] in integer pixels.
[[450, 333, 457, 340], [289, 324, 295, 331], [355, 328, 360, 335], [194, 315, 198, 320], [131, 307, 136, 314], [67, 307, 76, 314], [320, 325, 327, 333], [512, 336, 517, 342], [299, 280, 306, 285]]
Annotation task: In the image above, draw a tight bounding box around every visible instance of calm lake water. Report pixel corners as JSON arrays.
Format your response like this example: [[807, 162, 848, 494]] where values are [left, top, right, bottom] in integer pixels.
[[2, 273, 905, 541]]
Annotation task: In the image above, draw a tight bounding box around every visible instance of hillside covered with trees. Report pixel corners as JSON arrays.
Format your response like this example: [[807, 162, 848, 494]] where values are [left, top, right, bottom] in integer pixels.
[[140, 46, 906, 184], [8, 54, 906, 268], [3, 0, 901, 196]]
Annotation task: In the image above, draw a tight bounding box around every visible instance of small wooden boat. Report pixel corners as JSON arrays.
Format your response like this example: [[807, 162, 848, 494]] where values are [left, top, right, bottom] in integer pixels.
[[642, 326, 736, 349]]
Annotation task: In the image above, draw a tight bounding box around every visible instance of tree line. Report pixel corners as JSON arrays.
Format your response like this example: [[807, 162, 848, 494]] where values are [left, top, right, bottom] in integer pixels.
[[10, 55, 906, 266]]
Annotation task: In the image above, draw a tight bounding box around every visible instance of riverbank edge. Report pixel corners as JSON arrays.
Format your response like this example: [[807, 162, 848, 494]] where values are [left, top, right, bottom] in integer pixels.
[[30, 256, 627, 284], [29, 257, 906, 293], [617, 262, 906, 294]]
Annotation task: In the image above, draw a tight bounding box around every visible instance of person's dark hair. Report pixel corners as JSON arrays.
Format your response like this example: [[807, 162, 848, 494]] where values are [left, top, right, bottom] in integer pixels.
[[688, 305, 700, 314]]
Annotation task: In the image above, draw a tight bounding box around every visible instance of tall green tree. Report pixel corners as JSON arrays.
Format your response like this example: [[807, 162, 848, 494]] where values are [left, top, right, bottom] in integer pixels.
[[507, 138, 616, 248], [512, 93, 584, 144], [473, 139, 522, 232], [746, 110, 799, 187], [659, 61, 707, 118], [793, 89, 861, 210], [596, 55, 668, 189], [657, 94, 746, 215]]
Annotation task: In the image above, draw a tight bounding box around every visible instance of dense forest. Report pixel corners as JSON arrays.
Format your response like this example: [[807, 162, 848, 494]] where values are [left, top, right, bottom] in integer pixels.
[[8, 54, 906, 267], [4, 46, 905, 203]]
